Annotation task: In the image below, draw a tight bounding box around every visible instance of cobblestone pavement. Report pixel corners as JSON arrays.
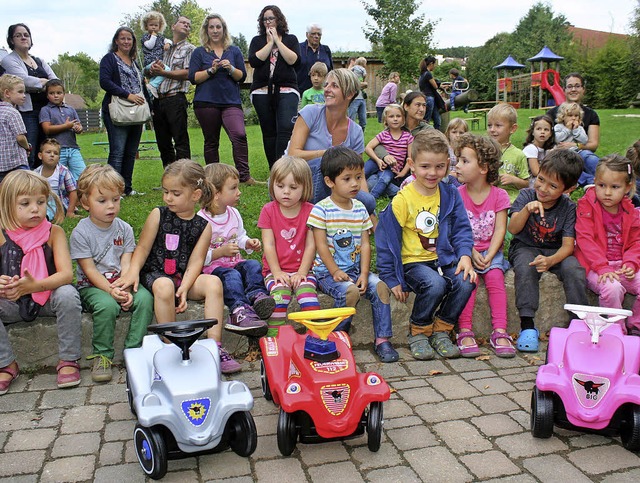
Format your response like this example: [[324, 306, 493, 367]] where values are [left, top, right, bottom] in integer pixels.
[[2, 344, 640, 482]]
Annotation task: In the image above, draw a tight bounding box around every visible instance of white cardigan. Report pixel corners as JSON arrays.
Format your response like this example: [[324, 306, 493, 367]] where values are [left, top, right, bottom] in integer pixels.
[[0, 51, 57, 112]]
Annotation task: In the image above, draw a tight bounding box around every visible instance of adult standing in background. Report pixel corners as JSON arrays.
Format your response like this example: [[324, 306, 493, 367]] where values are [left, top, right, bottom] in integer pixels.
[[189, 14, 259, 184], [0, 47, 6, 75], [418, 55, 441, 130], [375, 72, 400, 123], [249, 5, 301, 169], [296, 23, 333, 94], [147, 16, 194, 168], [99, 27, 146, 196], [2, 24, 58, 168], [347, 57, 368, 131]]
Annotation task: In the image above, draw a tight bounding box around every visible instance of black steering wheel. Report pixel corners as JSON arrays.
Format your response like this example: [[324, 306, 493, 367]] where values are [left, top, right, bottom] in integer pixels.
[[148, 319, 217, 361]]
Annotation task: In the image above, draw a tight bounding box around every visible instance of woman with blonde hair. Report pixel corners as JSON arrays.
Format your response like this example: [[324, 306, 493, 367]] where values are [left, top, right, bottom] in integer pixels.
[[287, 68, 375, 214], [189, 14, 258, 184]]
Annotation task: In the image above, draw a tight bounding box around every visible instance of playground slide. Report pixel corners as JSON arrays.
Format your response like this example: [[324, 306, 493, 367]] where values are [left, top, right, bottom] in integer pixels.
[[541, 69, 565, 106]]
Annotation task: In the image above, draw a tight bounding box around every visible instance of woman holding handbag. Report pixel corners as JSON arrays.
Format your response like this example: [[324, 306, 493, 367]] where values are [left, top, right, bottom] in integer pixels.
[[99, 27, 148, 196]]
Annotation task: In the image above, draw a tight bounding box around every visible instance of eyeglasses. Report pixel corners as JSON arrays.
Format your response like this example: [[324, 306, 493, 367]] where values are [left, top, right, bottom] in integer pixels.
[[308, 32, 322, 37], [13, 33, 30, 39], [263, 16, 276, 23], [566, 84, 583, 90]]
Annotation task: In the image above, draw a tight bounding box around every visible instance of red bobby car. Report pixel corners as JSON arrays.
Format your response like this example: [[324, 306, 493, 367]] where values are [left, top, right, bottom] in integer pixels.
[[259, 308, 391, 455]]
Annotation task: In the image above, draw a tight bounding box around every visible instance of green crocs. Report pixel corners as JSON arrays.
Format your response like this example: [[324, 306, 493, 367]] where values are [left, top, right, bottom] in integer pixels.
[[408, 333, 435, 360], [430, 332, 461, 359]]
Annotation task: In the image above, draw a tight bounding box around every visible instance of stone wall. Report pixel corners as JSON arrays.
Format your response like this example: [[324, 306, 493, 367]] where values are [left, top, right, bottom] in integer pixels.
[[7, 271, 628, 368]]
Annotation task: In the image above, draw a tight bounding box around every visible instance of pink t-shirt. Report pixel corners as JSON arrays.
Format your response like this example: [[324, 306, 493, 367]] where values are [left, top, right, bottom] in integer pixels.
[[602, 209, 623, 262], [198, 206, 251, 273], [257, 201, 314, 276], [375, 129, 414, 171], [458, 185, 511, 252]]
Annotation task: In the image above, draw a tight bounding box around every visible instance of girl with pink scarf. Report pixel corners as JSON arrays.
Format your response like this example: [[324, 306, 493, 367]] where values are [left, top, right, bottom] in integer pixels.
[[0, 170, 82, 395]]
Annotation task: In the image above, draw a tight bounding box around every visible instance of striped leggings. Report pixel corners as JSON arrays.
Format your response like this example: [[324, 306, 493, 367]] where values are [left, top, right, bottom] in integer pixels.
[[264, 272, 321, 324]]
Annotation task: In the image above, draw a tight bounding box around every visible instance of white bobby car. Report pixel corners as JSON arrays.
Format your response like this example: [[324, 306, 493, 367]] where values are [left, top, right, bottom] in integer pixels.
[[124, 319, 256, 479]]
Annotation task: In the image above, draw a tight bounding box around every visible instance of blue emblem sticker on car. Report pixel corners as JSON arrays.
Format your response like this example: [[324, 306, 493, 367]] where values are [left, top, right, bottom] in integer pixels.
[[182, 398, 211, 426]]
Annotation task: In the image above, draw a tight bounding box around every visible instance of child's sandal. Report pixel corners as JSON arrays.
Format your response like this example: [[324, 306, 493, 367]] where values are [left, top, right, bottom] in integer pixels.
[[456, 331, 482, 358], [0, 362, 19, 396], [56, 361, 81, 389], [490, 331, 516, 358]]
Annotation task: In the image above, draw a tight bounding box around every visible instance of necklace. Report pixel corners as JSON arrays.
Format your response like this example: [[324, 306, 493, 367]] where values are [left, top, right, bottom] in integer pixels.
[[21, 56, 36, 69]]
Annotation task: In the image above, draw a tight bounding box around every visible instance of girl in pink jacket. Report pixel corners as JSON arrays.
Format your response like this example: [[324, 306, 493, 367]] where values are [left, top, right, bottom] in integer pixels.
[[575, 154, 640, 335]]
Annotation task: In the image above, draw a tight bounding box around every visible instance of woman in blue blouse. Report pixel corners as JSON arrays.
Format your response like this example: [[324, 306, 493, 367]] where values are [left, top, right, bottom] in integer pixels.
[[99, 27, 146, 196], [189, 14, 257, 184]]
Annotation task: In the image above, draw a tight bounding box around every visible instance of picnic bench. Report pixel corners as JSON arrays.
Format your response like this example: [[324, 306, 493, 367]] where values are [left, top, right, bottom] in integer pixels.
[[92, 140, 158, 158], [466, 117, 482, 130], [466, 108, 492, 130]]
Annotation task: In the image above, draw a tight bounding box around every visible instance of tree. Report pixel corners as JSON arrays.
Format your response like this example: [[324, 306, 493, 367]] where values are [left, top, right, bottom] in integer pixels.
[[123, 0, 209, 47], [361, 0, 437, 83], [50, 52, 101, 103], [465, 32, 512, 102], [584, 38, 636, 108], [232, 33, 248, 58]]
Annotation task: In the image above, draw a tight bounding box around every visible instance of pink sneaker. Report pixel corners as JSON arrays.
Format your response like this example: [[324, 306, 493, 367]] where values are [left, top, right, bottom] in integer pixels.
[[219, 347, 242, 374], [225, 305, 268, 337]]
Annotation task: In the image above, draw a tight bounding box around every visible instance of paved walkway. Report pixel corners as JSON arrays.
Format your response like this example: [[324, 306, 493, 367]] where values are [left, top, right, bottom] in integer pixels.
[[1, 343, 640, 482]]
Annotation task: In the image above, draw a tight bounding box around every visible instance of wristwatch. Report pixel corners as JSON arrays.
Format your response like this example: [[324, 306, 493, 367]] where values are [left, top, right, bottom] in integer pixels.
[[207, 68, 215, 77]]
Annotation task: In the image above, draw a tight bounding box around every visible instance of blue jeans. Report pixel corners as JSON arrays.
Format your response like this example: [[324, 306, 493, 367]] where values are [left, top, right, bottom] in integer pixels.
[[212, 260, 268, 312], [317, 268, 392, 338], [102, 105, 143, 194], [424, 96, 441, 130], [21, 109, 43, 168], [577, 150, 600, 186], [403, 261, 475, 327], [59, 147, 86, 180], [348, 98, 367, 130], [365, 159, 399, 198], [376, 106, 385, 123], [251, 91, 299, 169], [449, 91, 462, 110], [309, 158, 376, 214]]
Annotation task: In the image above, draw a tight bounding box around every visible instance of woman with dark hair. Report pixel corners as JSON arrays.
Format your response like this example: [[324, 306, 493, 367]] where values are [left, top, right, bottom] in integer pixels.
[[418, 56, 442, 130], [1, 23, 58, 168], [248, 5, 301, 169], [99, 27, 146, 196], [189, 14, 259, 184], [546, 72, 600, 185]]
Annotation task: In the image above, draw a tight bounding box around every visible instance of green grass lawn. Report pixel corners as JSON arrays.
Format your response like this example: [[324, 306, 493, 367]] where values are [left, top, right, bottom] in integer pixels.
[[71, 108, 640, 248]]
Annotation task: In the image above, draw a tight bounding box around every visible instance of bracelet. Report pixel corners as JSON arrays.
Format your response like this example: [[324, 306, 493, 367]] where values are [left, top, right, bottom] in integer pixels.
[[229, 65, 235, 76]]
